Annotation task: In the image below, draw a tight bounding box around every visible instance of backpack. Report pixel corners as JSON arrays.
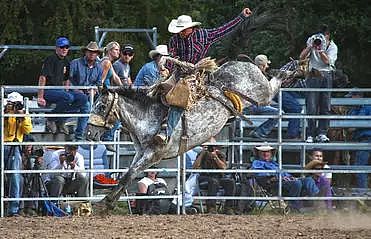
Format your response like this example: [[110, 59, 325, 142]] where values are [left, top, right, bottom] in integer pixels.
[[42, 200, 67, 217], [144, 182, 171, 215]]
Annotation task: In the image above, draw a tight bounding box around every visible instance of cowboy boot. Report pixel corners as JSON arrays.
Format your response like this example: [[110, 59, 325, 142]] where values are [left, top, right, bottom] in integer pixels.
[[154, 122, 168, 145]]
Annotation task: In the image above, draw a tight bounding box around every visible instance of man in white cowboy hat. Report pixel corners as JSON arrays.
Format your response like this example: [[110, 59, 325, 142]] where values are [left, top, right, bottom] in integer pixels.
[[134, 45, 170, 87], [167, 7, 252, 65], [153, 7, 252, 144], [69, 41, 103, 140], [3, 92, 33, 216], [251, 144, 320, 212]]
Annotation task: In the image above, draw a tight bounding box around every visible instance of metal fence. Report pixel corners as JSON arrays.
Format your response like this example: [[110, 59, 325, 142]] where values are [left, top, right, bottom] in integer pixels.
[[1, 85, 371, 216]]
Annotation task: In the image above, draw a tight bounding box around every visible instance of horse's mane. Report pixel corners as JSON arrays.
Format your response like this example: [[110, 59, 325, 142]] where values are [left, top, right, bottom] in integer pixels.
[[113, 86, 159, 105]]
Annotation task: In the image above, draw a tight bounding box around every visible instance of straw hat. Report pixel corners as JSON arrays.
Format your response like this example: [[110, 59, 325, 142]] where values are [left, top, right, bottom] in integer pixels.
[[81, 41, 103, 53], [305, 160, 326, 170], [168, 15, 201, 33], [148, 45, 169, 59]]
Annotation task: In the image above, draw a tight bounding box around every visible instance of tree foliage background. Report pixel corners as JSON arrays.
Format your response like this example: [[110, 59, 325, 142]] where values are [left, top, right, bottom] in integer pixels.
[[0, 0, 370, 87]]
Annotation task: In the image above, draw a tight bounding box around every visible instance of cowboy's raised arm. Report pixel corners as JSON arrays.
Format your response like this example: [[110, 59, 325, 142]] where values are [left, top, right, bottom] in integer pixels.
[[206, 7, 252, 44]]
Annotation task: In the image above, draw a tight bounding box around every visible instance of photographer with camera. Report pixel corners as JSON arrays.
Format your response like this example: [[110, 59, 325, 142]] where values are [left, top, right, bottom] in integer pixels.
[[44, 145, 88, 198], [21, 143, 45, 216], [3, 92, 33, 216], [300, 24, 338, 143], [193, 139, 236, 214]]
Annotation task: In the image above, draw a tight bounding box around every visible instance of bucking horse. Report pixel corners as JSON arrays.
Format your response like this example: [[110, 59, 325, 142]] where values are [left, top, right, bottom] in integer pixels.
[[85, 57, 286, 212]]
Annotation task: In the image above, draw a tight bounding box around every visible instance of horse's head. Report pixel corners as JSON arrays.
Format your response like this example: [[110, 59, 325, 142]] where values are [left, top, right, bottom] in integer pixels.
[[86, 87, 120, 141]]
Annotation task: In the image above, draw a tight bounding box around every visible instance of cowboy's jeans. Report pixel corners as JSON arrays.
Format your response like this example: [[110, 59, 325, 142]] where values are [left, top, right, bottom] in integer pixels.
[[75, 96, 90, 139], [248, 105, 279, 136], [102, 121, 121, 141], [167, 106, 183, 138], [4, 146, 22, 215], [355, 138, 371, 188], [274, 92, 302, 137], [305, 71, 333, 137]]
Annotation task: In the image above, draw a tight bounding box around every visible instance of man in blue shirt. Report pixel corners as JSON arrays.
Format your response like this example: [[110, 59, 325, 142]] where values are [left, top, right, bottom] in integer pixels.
[[135, 45, 170, 87], [69, 41, 103, 140], [251, 145, 319, 211]]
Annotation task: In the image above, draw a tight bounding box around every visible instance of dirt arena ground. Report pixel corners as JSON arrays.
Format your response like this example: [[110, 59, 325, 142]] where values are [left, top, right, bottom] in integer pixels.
[[0, 213, 371, 239]]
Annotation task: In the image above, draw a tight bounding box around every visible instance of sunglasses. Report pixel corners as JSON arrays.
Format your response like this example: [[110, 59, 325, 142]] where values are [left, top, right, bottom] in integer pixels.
[[59, 46, 70, 49], [122, 52, 134, 56]]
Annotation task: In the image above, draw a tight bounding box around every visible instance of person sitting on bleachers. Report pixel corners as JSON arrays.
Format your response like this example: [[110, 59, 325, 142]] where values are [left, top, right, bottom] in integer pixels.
[[136, 167, 170, 214], [44, 145, 88, 198], [193, 143, 236, 214], [304, 159, 332, 210], [251, 144, 319, 212]]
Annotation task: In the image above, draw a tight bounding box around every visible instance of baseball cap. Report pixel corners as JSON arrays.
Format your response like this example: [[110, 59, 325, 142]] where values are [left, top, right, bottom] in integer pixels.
[[122, 44, 134, 53], [254, 54, 271, 66], [56, 37, 70, 47]]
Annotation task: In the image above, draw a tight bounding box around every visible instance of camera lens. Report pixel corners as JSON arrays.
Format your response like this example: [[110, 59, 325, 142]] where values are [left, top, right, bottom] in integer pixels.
[[313, 39, 322, 46]]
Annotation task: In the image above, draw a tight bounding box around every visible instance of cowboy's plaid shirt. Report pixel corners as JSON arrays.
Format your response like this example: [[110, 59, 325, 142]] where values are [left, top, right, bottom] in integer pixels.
[[168, 13, 248, 66]]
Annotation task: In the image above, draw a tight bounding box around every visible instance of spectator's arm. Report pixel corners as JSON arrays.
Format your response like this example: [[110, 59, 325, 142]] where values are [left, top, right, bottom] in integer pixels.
[[73, 153, 85, 171], [192, 150, 207, 169], [300, 46, 311, 60], [37, 75, 47, 106], [138, 182, 148, 194], [101, 60, 111, 85]]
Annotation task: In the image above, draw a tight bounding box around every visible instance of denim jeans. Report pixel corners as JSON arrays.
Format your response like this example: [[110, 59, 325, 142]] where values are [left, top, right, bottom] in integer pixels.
[[4, 146, 22, 215], [44, 89, 89, 138], [274, 92, 302, 137], [305, 71, 333, 136], [102, 120, 121, 141], [248, 105, 279, 136], [355, 138, 371, 188], [167, 106, 184, 138]]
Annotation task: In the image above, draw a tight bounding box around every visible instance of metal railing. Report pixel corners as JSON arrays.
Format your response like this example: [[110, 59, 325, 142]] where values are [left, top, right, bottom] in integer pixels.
[[0, 86, 370, 216]]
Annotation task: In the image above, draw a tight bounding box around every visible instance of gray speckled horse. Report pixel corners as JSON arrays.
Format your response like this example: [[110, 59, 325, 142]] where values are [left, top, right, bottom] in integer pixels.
[[85, 60, 282, 211]]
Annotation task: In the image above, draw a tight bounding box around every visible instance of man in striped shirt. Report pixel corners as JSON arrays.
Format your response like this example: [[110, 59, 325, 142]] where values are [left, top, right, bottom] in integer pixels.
[[154, 7, 253, 144]]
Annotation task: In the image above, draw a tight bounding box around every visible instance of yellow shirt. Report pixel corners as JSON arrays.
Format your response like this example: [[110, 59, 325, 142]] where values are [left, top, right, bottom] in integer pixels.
[[4, 117, 32, 142]]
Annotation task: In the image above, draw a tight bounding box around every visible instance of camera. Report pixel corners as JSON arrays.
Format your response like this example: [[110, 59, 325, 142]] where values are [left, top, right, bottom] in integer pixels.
[[31, 148, 44, 158], [308, 33, 326, 50], [61, 153, 75, 164], [207, 145, 215, 152], [5, 102, 24, 112]]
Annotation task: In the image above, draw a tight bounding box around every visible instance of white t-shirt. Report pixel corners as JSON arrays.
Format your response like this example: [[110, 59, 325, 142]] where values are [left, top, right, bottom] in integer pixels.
[[323, 164, 332, 180], [138, 177, 167, 188]]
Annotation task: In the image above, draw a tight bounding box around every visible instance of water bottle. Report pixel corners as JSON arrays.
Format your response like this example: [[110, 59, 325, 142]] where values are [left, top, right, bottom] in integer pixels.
[[65, 202, 72, 215]]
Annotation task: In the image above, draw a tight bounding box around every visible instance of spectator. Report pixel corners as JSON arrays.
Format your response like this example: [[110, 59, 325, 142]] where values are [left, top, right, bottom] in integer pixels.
[[21, 142, 45, 216], [308, 149, 332, 183], [37, 36, 71, 135], [134, 45, 170, 87], [300, 24, 338, 143], [247, 54, 279, 139], [185, 146, 203, 170], [113, 44, 134, 86], [304, 159, 332, 210], [154, 7, 253, 144], [136, 167, 170, 214], [248, 54, 302, 140], [100, 42, 122, 151], [251, 144, 319, 212], [3, 92, 32, 216], [44, 145, 88, 198], [69, 41, 103, 141], [193, 144, 236, 214], [347, 90, 371, 189], [100, 41, 122, 87]]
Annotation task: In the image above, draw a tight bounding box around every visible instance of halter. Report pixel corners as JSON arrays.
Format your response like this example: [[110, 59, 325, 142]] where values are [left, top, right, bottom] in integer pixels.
[[89, 91, 120, 129]]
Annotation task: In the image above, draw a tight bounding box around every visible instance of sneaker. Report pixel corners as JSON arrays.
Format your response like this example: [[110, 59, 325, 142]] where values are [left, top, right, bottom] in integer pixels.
[[57, 122, 70, 135], [105, 144, 116, 152], [305, 136, 314, 143], [315, 134, 330, 143], [46, 120, 57, 134], [154, 133, 167, 145]]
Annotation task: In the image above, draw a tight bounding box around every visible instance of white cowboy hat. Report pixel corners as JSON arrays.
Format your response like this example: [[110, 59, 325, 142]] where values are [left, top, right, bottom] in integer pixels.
[[148, 45, 169, 59], [168, 15, 201, 34], [255, 145, 275, 151]]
